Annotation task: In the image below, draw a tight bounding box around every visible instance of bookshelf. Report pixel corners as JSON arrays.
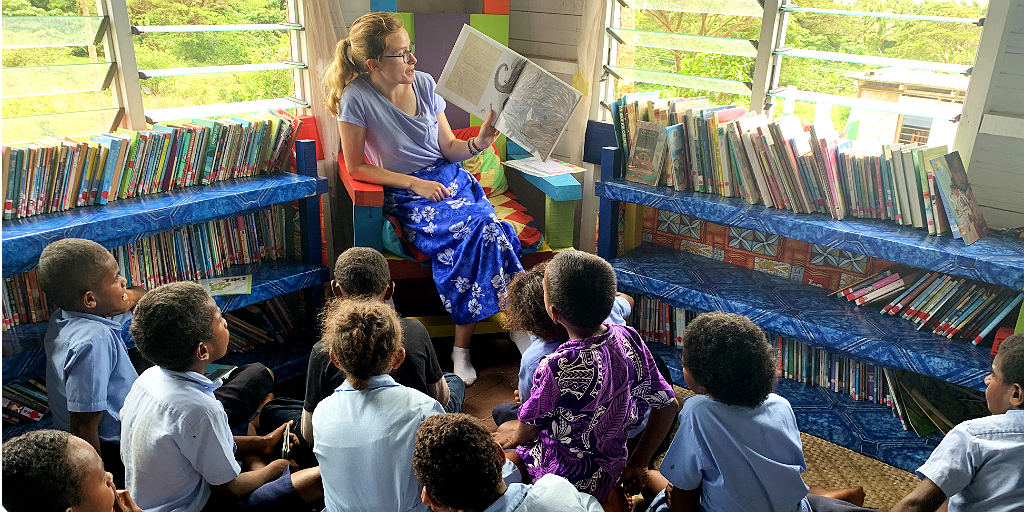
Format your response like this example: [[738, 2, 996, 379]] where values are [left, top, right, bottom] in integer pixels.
[[1, 140, 329, 438], [595, 146, 1024, 390]]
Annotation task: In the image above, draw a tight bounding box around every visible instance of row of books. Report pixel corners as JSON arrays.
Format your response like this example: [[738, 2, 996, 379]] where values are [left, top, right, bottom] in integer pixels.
[[2, 378, 48, 426], [113, 205, 288, 290], [628, 294, 696, 348], [611, 93, 989, 245], [776, 335, 890, 404], [223, 298, 294, 354], [837, 268, 1024, 345], [2, 269, 51, 329], [1, 109, 303, 220], [2, 205, 289, 329], [777, 335, 986, 437]]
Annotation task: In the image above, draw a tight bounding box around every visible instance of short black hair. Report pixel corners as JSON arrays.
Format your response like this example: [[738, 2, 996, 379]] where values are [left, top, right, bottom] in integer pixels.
[[413, 414, 505, 511], [681, 312, 775, 407], [502, 261, 567, 343], [2, 430, 86, 512], [37, 238, 112, 310], [333, 247, 391, 297], [321, 298, 402, 390], [131, 282, 216, 371], [997, 333, 1024, 388], [545, 250, 617, 329]]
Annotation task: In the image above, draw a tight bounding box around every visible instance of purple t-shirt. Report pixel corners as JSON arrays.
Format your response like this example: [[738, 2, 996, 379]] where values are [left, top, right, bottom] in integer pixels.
[[336, 71, 447, 174], [516, 324, 676, 501]]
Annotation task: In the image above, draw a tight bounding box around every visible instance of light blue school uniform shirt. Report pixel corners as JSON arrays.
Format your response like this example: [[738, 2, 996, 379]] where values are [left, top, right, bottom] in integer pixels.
[[661, 393, 812, 512], [483, 474, 603, 512], [313, 374, 444, 512], [120, 366, 240, 512], [336, 71, 446, 175], [44, 309, 136, 443], [916, 409, 1024, 512]]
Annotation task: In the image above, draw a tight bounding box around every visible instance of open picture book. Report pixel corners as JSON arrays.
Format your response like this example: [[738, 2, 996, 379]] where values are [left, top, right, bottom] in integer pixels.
[[435, 24, 582, 161]]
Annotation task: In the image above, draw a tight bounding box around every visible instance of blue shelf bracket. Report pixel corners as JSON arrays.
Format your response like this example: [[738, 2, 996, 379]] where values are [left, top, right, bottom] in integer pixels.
[[295, 139, 325, 327], [597, 146, 623, 261]]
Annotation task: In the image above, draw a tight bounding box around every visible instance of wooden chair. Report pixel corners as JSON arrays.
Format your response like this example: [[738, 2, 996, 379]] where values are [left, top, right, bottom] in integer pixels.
[[336, 126, 581, 336]]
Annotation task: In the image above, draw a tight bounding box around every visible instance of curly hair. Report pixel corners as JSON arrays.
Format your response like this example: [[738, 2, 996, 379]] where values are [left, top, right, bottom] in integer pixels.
[[321, 299, 402, 390], [997, 332, 1024, 388], [333, 247, 391, 298], [2, 430, 86, 512], [324, 12, 405, 117], [545, 250, 617, 330], [413, 414, 505, 511], [681, 312, 775, 407], [131, 282, 216, 372], [501, 261, 567, 343], [37, 238, 113, 310]]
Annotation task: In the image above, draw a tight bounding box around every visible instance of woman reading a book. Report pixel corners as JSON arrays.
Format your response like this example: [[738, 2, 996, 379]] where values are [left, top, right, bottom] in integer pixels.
[[325, 12, 524, 386]]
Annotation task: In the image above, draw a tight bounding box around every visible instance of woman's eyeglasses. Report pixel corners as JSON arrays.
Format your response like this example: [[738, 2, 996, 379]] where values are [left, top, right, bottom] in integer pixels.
[[382, 44, 415, 64]]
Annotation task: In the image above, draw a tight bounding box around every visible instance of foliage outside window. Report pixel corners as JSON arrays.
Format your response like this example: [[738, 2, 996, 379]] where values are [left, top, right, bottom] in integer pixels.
[[129, 0, 292, 111]]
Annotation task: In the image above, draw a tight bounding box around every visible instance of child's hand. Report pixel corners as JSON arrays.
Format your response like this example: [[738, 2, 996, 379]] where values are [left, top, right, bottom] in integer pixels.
[[262, 421, 298, 458], [492, 429, 517, 450], [113, 489, 144, 512], [126, 287, 147, 310], [619, 465, 649, 495], [514, 390, 521, 404]]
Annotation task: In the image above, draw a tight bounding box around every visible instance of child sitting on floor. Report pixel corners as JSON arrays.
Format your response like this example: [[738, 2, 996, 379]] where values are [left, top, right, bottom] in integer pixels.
[[892, 332, 1024, 512], [3, 429, 144, 512], [494, 250, 677, 511], [413, 413, 602, 512], [312, 298, 444, 512], [121, 282, 323, 512], [37, 238, 146, 485], [647, 312, 867, 512], [492, 261, 636, 427]]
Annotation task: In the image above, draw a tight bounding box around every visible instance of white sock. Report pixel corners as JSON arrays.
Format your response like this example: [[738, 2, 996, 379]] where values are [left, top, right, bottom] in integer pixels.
[[452, 346, 477, 386]]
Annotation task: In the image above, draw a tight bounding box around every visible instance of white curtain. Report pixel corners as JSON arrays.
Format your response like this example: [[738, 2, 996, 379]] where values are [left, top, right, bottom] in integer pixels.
[[564, 0, 607, 165], [301, 0, 347, 263]]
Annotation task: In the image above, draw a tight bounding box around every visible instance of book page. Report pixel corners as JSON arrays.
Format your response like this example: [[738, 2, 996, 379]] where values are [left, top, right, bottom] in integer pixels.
[[435, 25, 523, 119], [496, 60, 582, 161]]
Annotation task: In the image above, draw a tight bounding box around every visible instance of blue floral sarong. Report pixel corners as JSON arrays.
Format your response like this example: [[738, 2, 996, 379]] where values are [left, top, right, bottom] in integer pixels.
[[384, 159, 524, 324]]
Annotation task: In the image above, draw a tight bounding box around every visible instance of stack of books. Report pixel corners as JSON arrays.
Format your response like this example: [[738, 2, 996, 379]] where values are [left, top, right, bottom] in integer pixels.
[[2, 109, 303, 220], [223, 298, 293, 354], [775, 335, 890, 404], [2, 378, 48, 426], [2, 269, 51, 329], [610, 94, 991, 245], [838, 269, 1024, 345]]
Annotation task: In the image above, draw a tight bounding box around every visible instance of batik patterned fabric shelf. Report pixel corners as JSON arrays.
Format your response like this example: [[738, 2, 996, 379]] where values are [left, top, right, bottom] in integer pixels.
[[596, 178, 1024, 290], [3, 172, 327, 276], [612, 243, 994, 390]]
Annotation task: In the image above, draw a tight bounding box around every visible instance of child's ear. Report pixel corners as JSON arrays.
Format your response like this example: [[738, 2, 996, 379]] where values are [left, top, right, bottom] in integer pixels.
[[81, 290, 98, 310], [331, 280, 346, 298], [383, 281, 395, 301], [420, 487, 450, 512], [1011, 382, 1024, 408], [328, 349, 345, 371], [195, 341, 211, 362], [392, 345, 406, 370], [546, 302, 562, 324]]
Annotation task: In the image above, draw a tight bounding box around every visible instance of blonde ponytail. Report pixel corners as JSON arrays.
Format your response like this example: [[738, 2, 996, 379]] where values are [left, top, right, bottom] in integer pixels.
[[321, 298, 403, 391], [323, 12, 405, 117]]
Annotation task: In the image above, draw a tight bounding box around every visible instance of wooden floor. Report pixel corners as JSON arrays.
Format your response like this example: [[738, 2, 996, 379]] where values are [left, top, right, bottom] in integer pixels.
[[450, 336, 522, 432]]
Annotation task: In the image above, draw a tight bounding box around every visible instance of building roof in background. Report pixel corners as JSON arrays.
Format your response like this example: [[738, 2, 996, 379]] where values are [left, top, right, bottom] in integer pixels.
[[845, 67, 970, 91]]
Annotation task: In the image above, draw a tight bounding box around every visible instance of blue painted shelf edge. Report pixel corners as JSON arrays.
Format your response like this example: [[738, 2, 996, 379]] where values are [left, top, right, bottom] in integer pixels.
[[2, 173, 329, 277], [612, 243, 994, 391], [2, 261, 327, 383], [596, 178, 1024, 291]]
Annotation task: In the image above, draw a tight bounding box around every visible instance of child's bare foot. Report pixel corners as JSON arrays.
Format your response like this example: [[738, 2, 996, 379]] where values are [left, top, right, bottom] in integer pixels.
[[808, 485, 866, 507]]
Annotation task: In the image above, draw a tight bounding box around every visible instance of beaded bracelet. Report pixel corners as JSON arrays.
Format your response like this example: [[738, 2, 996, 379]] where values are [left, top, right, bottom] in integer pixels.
[[467, 137, 481, 156]]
